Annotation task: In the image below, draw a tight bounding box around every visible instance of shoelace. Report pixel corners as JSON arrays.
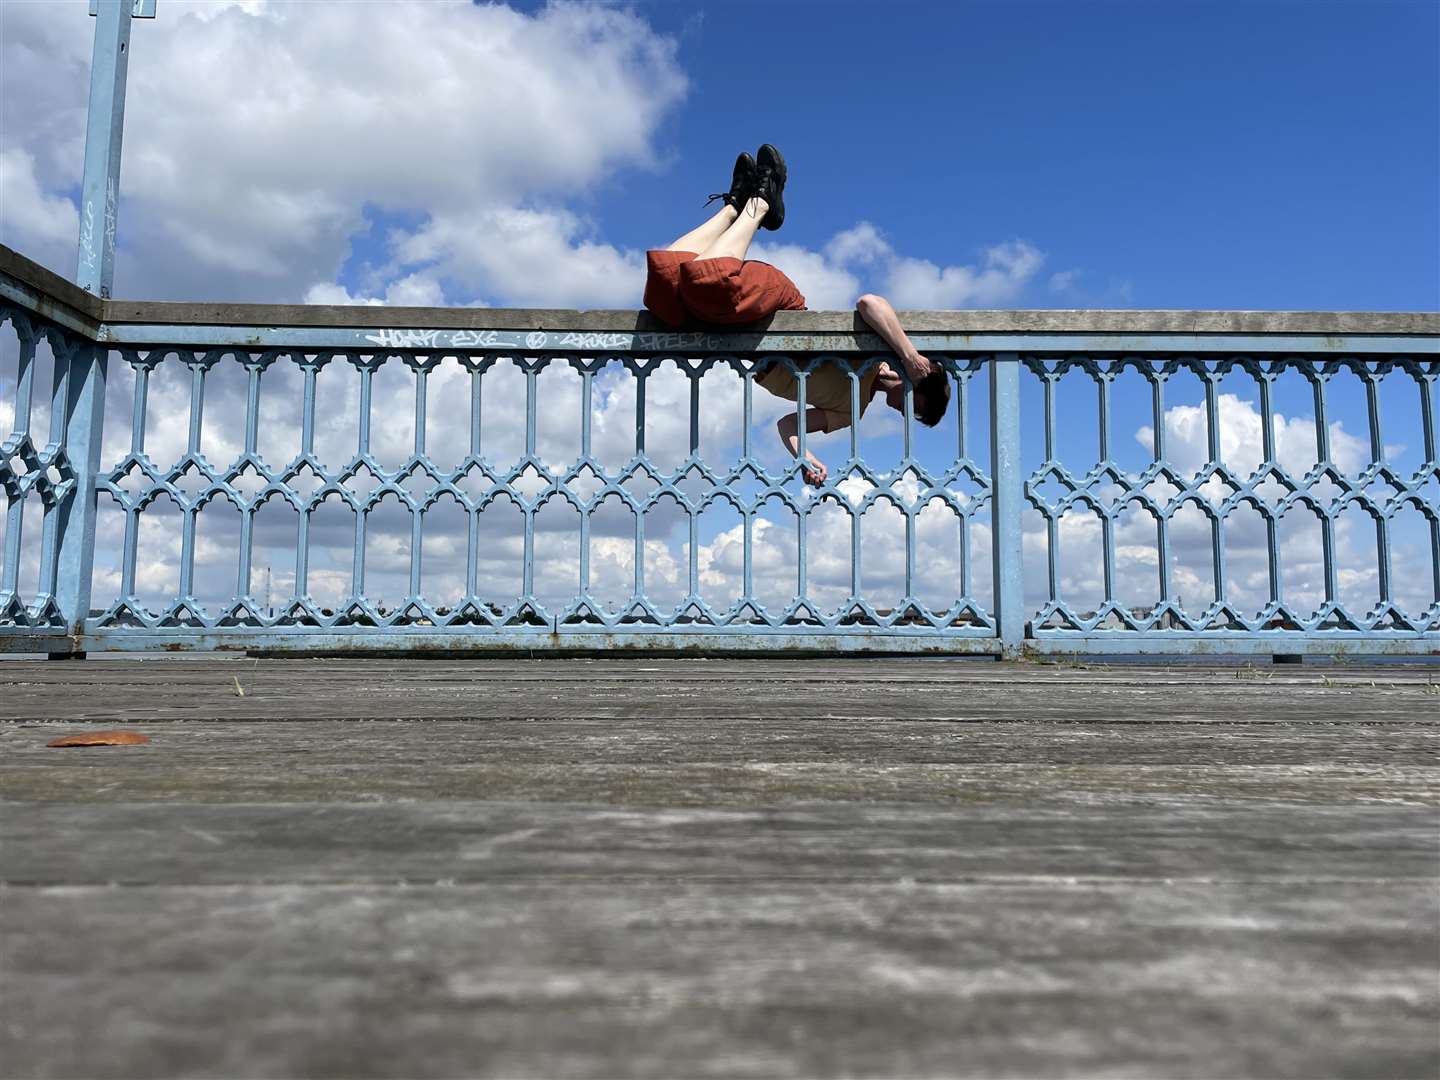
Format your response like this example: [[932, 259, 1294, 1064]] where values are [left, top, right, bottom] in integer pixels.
[[704, 191, 759, 218], [703, 170, 776, 216]]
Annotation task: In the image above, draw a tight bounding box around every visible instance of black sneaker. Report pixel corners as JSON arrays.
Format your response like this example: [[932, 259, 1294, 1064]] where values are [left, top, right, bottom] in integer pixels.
[[754, 143, 786, 230], [705, 151, 757, 212]]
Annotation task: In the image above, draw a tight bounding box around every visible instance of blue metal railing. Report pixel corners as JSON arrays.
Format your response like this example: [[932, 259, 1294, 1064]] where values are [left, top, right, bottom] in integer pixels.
[[1, 251, 1436, 656], [1022, 356, 1439, 647]]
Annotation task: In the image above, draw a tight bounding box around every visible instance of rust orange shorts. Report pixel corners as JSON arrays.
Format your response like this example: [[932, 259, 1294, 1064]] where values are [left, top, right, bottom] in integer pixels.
[[644, 250, 807, 327]]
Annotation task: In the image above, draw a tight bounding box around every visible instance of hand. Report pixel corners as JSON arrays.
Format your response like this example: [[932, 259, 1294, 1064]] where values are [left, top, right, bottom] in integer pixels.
[[913, 353, 940, 378], [802, 455, 828, 487]]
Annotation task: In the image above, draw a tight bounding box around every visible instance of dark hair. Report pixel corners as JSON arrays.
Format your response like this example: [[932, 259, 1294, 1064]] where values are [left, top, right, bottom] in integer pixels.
[[915, 370, 951, 428]]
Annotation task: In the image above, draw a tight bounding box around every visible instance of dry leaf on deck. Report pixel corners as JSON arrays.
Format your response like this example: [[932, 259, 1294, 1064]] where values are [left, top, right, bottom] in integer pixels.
[[47, 731, 150, 748]]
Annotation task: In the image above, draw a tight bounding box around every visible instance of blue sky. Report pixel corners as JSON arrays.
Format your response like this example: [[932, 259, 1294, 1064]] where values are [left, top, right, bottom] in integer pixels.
[[312, 0, 1440, 313], [539, 0, 1439, 312]]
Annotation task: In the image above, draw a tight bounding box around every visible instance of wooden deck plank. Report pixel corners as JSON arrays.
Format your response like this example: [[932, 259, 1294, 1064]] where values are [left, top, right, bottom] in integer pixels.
[[5, 717, 1437, 765], [3, 658, 1438, 724], [4, 881, 1435, 1080], [2, 756, 1435, 807], [4, 801, 1436, 885]]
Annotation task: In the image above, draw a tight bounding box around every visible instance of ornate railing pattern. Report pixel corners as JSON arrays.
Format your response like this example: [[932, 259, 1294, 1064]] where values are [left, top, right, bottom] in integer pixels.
[[1024, 356, 1440, 638], [0, 312, 84, 630], [1, 244, 1436, 656], [82, 348, 995, 641]]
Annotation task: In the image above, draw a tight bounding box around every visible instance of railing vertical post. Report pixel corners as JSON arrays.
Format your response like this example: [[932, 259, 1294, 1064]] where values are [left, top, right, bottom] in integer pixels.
[[77, 0, 136, 298], [990, 352, 1025, 658], [53, 343, 109, 652]]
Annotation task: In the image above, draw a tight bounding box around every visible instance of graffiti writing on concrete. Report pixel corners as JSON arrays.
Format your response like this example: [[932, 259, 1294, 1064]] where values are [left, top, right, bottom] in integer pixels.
[[362, 328, 443, 349], [79, 200, 97, 271], [362, 328, 533, 349], [360, 328, 728, 352], [103, 178, 117, 253]]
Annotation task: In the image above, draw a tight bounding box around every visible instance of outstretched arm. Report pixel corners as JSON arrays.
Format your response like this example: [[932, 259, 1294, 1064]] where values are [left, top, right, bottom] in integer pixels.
[[777, 409, 831, 487], [856, 293, 937, 382]]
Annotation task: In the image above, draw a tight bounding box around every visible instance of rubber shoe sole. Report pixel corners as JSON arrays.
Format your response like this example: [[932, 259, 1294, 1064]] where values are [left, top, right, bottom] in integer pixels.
[[724, 151, 757, 211], [755, 143, 786, 230]]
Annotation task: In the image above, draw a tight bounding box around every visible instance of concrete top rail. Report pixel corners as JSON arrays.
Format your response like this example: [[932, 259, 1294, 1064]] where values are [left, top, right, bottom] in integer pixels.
[[3, 243, 1437, 340]]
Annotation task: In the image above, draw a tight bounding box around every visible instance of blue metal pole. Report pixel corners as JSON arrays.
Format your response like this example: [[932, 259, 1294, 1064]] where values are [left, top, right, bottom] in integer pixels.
[[54, 0, 153, 653], [990, 352, 1026, 658], [76, 0, 137, 298], [52, 342, 109, 646]]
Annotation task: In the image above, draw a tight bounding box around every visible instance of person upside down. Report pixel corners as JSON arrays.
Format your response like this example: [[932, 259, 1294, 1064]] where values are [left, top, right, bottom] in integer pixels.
[[643, 143, 951, 487]]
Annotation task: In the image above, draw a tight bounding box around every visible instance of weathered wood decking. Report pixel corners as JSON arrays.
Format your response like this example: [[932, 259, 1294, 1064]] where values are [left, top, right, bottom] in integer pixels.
[[2, 657, 1437, 1079]]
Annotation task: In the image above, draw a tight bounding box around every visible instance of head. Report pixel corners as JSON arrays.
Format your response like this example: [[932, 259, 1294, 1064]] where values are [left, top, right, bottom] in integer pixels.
[[877, 365, 951, 427], [914, 369, 951, 427]]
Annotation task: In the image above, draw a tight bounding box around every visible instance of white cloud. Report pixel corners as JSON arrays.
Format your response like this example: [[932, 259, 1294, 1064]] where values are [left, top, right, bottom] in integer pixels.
[[1049, 270, 1079, 293], [383, 273, 447, 308], [302, 272, 446, 308], [0, 147, 79, 276], [823, 222, 890, 267], [1047, 267, 1136, 306], [745, 240, 861, 311], [756, 222, 1045, 311], [393, 206, 644, 309], [1136, 392, 1370, 479], [1, 0, 687, 302], [1, 2, 1049, 314], [301, 283, 383, 308], [885, 239, 1045, 308]]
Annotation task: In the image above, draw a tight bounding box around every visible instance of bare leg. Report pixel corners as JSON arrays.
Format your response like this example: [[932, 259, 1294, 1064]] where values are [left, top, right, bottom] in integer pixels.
[[664, 204, 739, 253], [692, 197, 770, 263]]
